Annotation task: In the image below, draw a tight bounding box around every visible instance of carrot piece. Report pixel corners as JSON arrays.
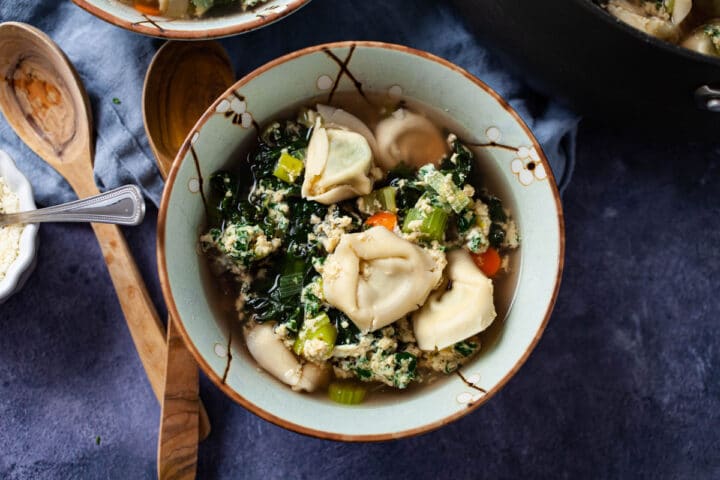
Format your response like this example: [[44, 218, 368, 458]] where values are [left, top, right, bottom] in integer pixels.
[[366, 211, 397, 231], [471, 247, 502, 277], [133, 1, 162, 15]]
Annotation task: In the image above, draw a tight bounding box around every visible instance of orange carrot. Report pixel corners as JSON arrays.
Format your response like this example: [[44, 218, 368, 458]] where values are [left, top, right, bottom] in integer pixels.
[[471, 247, 501, 277], [366, 211, 397, 231], [133, 1, 162, 15]]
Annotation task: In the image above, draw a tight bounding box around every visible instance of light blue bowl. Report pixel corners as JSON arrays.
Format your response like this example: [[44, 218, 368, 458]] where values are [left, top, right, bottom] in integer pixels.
[[158, 41, 564, 441]]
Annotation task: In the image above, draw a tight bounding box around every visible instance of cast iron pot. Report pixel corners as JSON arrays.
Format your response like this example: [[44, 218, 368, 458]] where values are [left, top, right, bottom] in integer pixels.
[[451, 0, 720, 138]]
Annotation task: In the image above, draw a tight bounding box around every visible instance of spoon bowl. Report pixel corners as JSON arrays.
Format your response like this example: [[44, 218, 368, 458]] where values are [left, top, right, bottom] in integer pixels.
[[144, 40, 235, 174], [0, 22, 92, 190]]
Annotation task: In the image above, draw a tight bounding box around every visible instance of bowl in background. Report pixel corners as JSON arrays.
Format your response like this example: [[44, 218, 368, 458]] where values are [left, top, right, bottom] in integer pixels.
[[71, 0, 311, 39], [0, 150, 38, 304], [157, 41, 564, 440]]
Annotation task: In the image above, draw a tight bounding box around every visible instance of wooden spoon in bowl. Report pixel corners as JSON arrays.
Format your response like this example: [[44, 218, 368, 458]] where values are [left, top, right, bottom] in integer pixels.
[[143, 40, 234, 480], [0, 21, 172, 422]]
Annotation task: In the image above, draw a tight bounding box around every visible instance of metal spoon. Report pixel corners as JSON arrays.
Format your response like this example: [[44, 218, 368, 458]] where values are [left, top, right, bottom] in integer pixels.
[[143, 40, 234, 480], [0, 22, 169, 410], [0, 185, 145, 226]]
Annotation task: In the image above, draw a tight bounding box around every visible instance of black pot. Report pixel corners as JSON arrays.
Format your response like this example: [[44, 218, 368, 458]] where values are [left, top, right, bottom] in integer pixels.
[[451, 0, 720, 139]]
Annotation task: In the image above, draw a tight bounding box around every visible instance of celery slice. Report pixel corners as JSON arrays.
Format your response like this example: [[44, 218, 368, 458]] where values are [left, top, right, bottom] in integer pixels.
[[375, 187, 397, 212], [423, 208, 449, 241], [361, 186, 397, 214], [419, 165, 470, 213], [402, 207, 448, 241], [328, 381, 367, 405], [273, 151, 304, 184], [293, 312, 337, 358]]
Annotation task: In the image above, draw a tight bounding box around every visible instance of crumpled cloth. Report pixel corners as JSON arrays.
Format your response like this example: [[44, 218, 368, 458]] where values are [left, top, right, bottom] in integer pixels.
[[0, 0, 578, 208]]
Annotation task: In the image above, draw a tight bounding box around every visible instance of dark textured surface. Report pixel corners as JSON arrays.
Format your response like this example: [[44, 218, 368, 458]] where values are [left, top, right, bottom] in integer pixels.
[[1, 0, 719, 478], [2, 123, 719, 479]]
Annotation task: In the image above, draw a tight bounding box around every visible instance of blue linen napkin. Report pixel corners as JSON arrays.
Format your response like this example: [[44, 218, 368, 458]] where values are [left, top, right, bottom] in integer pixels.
[[0, 0, 578, 209]]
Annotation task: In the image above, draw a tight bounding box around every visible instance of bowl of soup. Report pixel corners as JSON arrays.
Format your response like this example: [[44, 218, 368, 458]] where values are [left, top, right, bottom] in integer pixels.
[[157, 41, 564, 440], [71, 0, 310, 39]]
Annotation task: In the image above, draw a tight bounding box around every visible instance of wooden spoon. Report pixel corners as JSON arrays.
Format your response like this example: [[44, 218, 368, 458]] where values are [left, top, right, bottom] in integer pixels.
[[0, 20, 170, 427], [143, 40, 234, 480]]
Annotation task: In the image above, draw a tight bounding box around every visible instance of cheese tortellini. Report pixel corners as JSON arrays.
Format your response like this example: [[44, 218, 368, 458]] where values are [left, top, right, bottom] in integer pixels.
[[374, 109, 448, 170], [413, 249, 497, 351], [321, 226, 446, 332], [244, 323, 330, 392], [301, 111, 376, 204]]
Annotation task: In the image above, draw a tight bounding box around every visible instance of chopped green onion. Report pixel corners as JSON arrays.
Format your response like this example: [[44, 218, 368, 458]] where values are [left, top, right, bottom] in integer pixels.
[[402, 207, 448, 241], [273, 151, 304, 184], [419, 165, 470, 213], [328, 381, 367, 405], [293, 313, 337, 359], [277, 273, 304, 301]]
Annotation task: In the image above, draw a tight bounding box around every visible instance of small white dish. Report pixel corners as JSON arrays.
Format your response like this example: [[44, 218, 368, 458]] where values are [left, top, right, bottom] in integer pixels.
[[0, 149, 38, 304]]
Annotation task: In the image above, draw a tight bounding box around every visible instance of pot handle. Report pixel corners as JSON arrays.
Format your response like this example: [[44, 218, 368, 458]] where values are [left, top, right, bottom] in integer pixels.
[[695, 85, 720, 112]]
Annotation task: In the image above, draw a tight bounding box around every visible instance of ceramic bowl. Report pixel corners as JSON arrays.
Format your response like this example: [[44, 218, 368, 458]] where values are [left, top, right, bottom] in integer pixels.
[[71, 0, 310, 39], [158, 41, 565, 441], [0, 150, 38, 304]]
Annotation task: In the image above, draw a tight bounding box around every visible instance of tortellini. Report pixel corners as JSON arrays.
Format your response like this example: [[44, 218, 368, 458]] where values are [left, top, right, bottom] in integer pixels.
[[244, 323, 330, 392], [301, 116, 375, 204], [412, 249, 497, 351], [682, 21, 720, 56], [671, 0, 693, 24], [322, 226, 445, 332], [317, 104, 381, 160], [607, 0, 681, 42], [374, 109, 448, 170]]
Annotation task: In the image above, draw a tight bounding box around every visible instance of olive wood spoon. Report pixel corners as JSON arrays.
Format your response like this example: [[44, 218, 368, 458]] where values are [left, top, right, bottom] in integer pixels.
[[143, 40, 234, 480], [0, 22, 170, 410]]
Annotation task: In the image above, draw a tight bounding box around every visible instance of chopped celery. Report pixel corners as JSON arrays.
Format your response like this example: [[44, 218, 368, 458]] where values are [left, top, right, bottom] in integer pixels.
[[293, 313, 337, 359], [361, 186, 397, 214], [328, 381, 367, 405], [419, 165, 470, 213], [402, 208, 424, 231], [402, 207, 448, 241], [273, 151, 304, 184], [376, 187, 398, 212]]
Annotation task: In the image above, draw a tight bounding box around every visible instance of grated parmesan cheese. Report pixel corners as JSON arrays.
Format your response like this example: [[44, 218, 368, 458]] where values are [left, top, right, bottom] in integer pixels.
[[0, 177, 24, 281]]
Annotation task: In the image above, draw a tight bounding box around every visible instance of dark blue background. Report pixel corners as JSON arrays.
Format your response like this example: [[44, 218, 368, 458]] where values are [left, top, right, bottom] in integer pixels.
[[1, 0, 719, 478]]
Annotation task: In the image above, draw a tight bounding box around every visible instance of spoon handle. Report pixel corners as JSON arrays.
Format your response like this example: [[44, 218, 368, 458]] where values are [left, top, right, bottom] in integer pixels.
[[0, 185, 145, 226], [158, 318, 200, 480]]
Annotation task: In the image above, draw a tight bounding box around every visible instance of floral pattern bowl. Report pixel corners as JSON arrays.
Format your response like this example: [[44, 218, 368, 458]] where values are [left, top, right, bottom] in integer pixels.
[[71, 0, 310, 39], [157, 41, 564, 441]]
